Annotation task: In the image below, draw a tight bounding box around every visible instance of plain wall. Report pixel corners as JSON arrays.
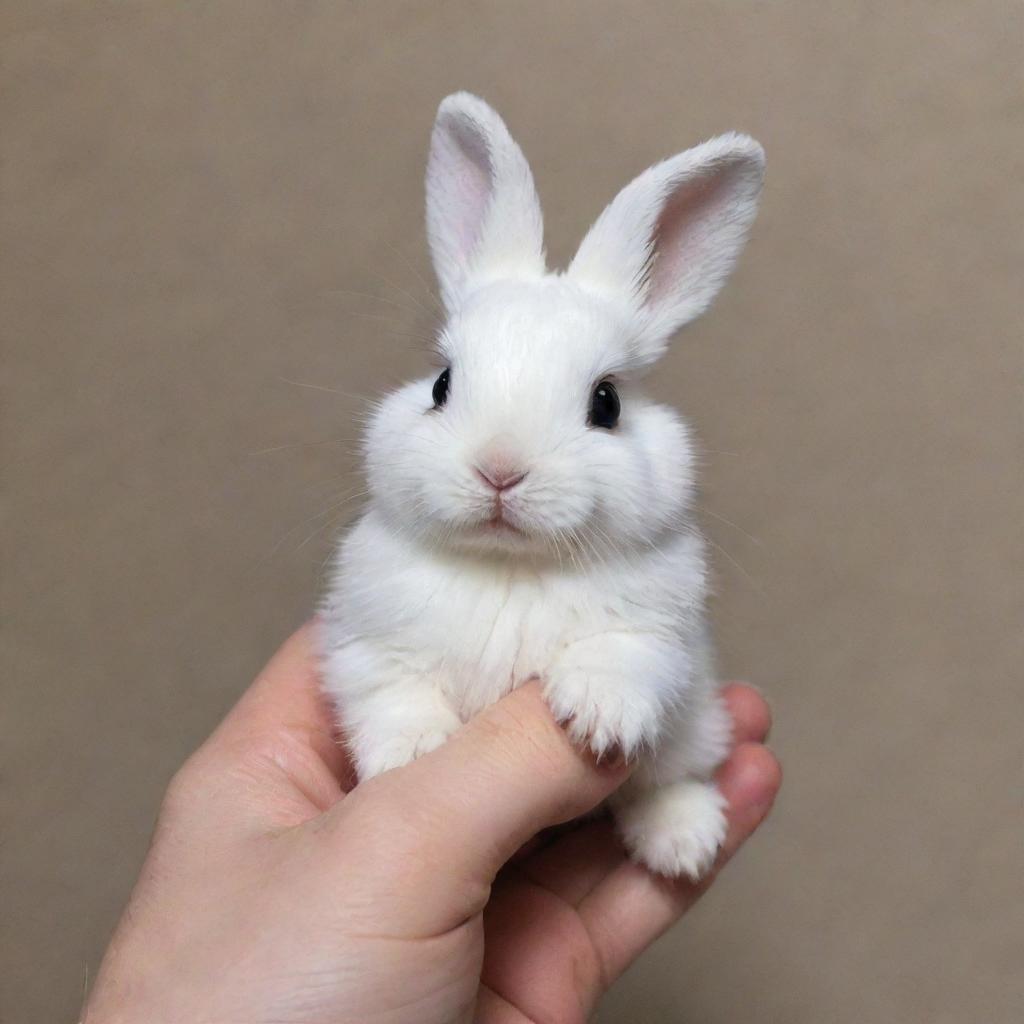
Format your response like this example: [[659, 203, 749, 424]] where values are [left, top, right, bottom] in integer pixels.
[[3, 3, 1021, 1022]]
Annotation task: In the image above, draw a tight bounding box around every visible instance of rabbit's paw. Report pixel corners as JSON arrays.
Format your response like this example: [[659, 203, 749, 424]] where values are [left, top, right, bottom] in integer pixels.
[[544, 667, 660, 762], [356, 708, 462, 780], [615, 779, 727, 880]]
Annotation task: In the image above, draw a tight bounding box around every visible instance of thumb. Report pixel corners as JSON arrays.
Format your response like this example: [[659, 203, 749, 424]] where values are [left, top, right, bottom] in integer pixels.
[[341, 680, 630, 926]]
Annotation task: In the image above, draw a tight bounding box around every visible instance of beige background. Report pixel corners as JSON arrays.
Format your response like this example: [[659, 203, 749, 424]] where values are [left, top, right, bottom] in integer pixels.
[[3, 3, 1021, 1022]]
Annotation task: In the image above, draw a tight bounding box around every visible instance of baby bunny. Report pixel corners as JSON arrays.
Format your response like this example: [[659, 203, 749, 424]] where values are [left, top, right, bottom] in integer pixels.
[[321, 92, 764, 879]]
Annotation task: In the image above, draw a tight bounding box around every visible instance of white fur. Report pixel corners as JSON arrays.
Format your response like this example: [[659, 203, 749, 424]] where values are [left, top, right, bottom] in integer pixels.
[[321, 93, 764, 879], [569, 131, 764, 367], [426, 92, 546, 313]]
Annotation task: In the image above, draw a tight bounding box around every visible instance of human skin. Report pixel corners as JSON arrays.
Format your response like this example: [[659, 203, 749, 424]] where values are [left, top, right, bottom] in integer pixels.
[[83, 623, 780, 1024]]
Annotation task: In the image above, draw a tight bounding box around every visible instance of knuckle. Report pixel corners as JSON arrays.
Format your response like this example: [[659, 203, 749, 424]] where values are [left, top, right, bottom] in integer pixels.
[[483, 696, 570, 780], [159, 762, 199, 821], [160, 749, 216, 820], [762, 747, 783, 790]]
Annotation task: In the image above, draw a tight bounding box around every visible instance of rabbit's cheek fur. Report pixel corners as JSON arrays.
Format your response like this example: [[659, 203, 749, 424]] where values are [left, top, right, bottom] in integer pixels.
[[363, 373, 696, 556], [320, 92, 763, 879]]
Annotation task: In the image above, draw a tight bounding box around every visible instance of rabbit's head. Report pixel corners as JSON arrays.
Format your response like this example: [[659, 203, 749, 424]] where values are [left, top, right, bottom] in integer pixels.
[[364, 93, 763, 560]]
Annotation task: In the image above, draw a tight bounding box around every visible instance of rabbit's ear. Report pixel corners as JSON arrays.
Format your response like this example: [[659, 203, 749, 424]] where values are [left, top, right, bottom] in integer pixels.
[[426, 93, 545, 312], [568, 133, 764, 365]]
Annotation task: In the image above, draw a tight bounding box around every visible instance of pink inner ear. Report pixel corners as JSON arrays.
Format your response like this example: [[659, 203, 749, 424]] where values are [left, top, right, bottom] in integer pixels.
[[446, 118, 494, 259], [646, 165, 736, 308]]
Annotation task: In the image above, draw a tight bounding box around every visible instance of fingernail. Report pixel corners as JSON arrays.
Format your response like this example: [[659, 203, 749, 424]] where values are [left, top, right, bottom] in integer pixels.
[[602, 745, 625, 769]]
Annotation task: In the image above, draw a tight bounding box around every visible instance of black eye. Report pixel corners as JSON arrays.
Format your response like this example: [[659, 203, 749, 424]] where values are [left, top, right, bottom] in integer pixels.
[[589, 380, 620, 429], [432, 368, 450, 408]]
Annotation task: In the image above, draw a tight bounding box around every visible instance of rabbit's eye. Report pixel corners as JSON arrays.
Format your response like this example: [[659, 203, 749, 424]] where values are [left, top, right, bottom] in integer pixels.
[[589, 380, 620, 429], [432, 368, 451, 408]]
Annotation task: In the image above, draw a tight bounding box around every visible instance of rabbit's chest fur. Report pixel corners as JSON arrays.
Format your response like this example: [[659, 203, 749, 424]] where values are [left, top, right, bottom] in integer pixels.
[[322, 510, 707, 721]]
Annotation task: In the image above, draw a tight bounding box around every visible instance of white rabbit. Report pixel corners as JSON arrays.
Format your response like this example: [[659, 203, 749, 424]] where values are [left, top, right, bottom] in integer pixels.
[[321, 92, 764, 879]]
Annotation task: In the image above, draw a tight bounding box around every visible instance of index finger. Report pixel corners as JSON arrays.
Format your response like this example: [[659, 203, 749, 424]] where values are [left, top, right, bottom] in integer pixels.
[[205, 621, 352, 785]]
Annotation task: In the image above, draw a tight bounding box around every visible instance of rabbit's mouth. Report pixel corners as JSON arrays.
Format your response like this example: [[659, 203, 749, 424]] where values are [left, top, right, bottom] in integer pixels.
[[481, 511, 524, 536]]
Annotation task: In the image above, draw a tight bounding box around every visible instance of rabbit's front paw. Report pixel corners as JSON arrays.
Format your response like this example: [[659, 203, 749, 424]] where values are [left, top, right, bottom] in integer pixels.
[[544, 667, 661, 761], [356, 708, 462, 780], [615, 779, 727, 880]]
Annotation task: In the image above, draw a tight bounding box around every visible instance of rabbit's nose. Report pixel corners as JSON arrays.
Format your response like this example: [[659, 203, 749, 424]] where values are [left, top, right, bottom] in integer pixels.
[[474, 459, 528, 492]]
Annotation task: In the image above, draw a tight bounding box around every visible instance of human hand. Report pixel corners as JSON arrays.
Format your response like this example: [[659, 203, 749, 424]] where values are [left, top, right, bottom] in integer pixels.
[[84, 624, 780, 1024]]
